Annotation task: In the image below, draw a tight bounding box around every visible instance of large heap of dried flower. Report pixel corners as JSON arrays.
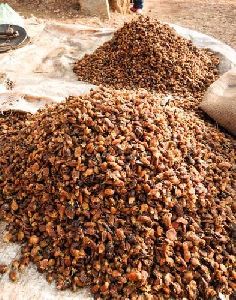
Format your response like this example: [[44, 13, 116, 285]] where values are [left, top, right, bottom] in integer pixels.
[[74, 17, 219, 95], [0, 88, 235, 299]]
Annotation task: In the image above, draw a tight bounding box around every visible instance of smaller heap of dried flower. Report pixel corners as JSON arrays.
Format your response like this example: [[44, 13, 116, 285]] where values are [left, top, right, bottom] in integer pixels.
[[74, 17, 219, 96]]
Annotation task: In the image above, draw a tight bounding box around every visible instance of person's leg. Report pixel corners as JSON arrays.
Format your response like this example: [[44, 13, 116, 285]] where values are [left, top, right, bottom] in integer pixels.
[[133, 0, 143, 9]]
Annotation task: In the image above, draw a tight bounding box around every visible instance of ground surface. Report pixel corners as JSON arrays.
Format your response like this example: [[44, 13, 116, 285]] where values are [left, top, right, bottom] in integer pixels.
[[5, 0, 236, 48], [147, 0, 236, 49]]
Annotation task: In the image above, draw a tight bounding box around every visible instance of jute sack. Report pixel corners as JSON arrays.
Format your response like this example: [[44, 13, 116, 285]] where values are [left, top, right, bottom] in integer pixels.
[[200, 67, 236, 136], [109, 0, 130, 13]]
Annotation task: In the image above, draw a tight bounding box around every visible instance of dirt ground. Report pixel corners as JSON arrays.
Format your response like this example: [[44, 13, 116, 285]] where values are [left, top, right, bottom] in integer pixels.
[[4, 0, 236, 48], [147, 0, 236, 49]]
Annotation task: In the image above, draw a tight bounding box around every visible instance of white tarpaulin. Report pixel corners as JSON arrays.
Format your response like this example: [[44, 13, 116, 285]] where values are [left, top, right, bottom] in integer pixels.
[[0, 18, 114, 113], [0, 17, 235, 300]]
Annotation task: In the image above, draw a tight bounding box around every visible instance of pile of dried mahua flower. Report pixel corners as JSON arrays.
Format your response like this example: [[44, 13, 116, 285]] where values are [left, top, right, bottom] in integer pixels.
[[74, 17, 219, 95], [0, 88, 235, 299]]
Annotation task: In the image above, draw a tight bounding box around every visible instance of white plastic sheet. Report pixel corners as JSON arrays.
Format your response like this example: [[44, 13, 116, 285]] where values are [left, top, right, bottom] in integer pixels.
[[0, 18, 114, 113], [0, 3, 24, 27], [0, 17, 235, 299]]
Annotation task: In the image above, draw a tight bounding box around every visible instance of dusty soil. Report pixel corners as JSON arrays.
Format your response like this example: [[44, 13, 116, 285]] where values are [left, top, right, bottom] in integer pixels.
[[4, 0, 236, 48], [147, 0, 236, 49]]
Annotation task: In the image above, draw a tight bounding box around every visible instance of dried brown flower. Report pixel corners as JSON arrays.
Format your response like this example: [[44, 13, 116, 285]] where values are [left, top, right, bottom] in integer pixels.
[[0, 87, 235, 299], [74, 17, 219, 96]]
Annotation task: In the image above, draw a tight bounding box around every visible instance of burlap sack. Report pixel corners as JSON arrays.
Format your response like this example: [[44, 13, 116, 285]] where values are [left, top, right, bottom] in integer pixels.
[[200, 68, 236, 136], [109, 0, 130, 13]]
